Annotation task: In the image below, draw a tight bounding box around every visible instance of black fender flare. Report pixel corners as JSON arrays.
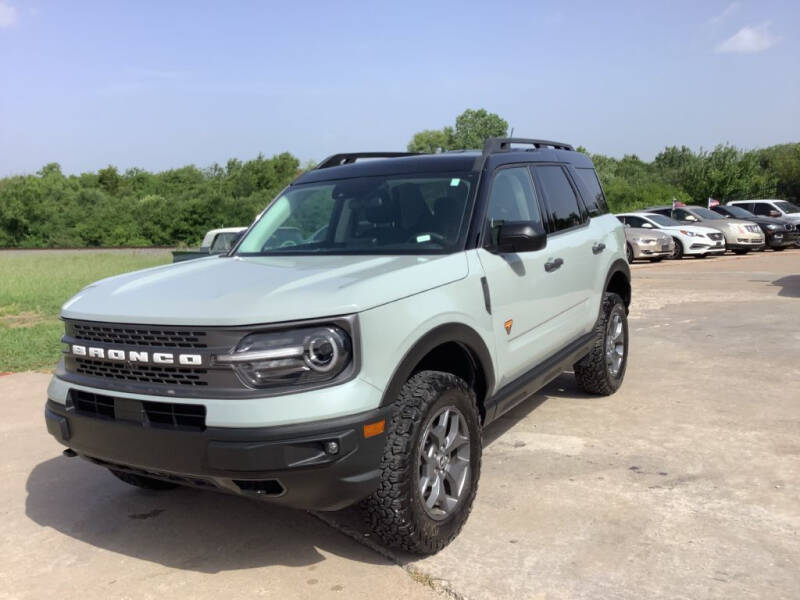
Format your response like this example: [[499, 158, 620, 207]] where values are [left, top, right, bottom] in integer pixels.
[[379, 323, 495, 407], [603, 258, 632, 307]]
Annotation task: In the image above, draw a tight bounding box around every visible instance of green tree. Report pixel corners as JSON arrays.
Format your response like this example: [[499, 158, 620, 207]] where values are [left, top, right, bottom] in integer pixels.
[[407, 109, 508, 152]]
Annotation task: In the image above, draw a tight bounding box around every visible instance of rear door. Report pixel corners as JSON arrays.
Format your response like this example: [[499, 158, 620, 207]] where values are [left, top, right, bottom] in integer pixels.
[[531, 164, 596, 339]]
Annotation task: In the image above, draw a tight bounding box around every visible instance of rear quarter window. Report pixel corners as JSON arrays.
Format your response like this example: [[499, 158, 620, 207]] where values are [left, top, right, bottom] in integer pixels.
[[574, 168, 609, 217]]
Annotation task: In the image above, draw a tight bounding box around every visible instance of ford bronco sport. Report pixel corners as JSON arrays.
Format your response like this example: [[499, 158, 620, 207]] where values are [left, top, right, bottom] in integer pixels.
[[45, 138, 631, 554]]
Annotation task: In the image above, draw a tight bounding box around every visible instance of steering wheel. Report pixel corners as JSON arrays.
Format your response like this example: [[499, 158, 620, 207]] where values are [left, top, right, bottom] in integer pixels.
[[407, 231, 447, 245]]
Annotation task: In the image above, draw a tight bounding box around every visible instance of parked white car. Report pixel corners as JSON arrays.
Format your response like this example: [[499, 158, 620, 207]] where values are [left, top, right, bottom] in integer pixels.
[[616, 212, 726, 259]]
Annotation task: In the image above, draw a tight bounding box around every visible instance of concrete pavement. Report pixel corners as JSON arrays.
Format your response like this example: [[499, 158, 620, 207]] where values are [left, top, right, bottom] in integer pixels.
[[2, 250, 799, 599]]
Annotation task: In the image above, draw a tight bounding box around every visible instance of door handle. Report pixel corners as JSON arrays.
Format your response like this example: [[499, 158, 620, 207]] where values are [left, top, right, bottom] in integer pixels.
[[592, 242, 606, 255], [544, 257, 564, 273]]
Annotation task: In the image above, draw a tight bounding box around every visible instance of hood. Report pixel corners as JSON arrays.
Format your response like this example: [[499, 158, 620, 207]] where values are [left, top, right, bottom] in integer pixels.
[[695, 218, 753, 232], [624, 228, 670, 241], [720, 215, 781, 227], [61, 253, 469, 326], [659, 224, 720, 236]]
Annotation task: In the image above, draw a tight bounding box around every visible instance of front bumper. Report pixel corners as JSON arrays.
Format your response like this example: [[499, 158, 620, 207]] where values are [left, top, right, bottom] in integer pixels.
[[725, 232, 764, 250], [44, 396, 392, 511], [631, 241, 673, 259], [685, 239, 726, 254], [766, 231, 797, 248]]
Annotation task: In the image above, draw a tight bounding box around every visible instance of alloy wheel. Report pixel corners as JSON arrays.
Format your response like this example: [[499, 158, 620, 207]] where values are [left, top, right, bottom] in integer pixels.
[[418, 406, 471, 520], [605, 312, 625, 377]]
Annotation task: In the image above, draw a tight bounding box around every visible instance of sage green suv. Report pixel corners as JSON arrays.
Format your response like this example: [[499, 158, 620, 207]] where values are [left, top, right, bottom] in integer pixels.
[[45, 138, 631, 554]]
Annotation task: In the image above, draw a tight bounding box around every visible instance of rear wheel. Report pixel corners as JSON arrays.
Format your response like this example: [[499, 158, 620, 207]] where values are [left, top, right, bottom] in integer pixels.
[[109, 469, 178, 490], [626, 244, 634, 264], [361, 371, 482, 555], [670, 239, 683, 259], [574, 293, 628, 395]]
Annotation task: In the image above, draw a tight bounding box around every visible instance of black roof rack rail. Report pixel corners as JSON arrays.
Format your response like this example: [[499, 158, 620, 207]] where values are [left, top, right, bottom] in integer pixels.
[[315, 152, 420, 169], [482, 137, 575, 155]]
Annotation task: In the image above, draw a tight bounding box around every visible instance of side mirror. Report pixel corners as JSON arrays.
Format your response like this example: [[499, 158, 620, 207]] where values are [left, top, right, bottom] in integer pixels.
[[496, 222, 547, 253], [641, 222, 653, 228]]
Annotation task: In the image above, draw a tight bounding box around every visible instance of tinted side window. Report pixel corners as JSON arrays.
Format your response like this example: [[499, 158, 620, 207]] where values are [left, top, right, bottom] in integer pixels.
[[672, 208, 692, 221], [752, 203, 773, 216], [533, 166, 584, 232], [625, 215, 647, 228], [486, 167, 543, 245], [575, 168, 608, 216]]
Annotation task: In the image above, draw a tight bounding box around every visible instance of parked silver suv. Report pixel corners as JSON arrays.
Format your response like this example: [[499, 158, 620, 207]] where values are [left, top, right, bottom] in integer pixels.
[[44, 138, 631, 554]]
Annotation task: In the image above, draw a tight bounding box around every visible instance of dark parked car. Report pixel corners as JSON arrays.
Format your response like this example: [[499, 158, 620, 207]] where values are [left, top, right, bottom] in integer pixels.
[[710, 205, 797, 251]]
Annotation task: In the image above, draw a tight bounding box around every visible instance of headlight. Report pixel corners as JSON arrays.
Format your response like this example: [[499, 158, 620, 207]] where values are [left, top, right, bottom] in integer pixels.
[[679, 230, 699, 237], [766, 224, 779, 231], [640, 238, 657, 244], [216, 325, 352, 389]]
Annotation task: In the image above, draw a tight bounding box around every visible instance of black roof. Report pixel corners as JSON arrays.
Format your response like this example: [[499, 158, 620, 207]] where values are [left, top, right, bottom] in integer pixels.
[[295, 139, 593, 185]]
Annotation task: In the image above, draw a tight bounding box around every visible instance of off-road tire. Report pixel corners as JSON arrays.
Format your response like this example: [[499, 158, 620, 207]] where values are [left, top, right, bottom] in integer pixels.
[[574, 293, 628, 395], [361, 370, 481, 555], [109, 469, 179, 490]]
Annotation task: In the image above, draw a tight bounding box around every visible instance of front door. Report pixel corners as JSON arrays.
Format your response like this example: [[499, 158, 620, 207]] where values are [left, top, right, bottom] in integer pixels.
[[477, 165, 578, 388]]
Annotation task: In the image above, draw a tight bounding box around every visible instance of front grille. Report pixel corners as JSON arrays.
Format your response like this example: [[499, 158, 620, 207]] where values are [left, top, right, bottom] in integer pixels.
[[70, 389, 206, 431], [746, 225, 761, 233], [708, 233, 724, 241], [71, 323, 208, 348], [74, 357, 209, 386]]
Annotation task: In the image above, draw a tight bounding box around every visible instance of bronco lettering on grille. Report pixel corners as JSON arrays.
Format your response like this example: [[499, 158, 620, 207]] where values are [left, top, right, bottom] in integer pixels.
[[70, 344, 202, 366]]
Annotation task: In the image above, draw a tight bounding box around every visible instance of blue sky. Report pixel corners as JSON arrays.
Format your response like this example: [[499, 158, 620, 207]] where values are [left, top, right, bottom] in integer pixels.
[[1, 0, 798, 176]]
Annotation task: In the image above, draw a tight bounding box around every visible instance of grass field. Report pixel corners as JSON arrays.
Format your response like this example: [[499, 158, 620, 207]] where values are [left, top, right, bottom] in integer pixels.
[[0, 250, 171, 372]]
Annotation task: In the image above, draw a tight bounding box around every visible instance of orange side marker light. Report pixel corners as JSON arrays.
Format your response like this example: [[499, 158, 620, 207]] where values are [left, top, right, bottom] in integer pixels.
[[363, 419, 386, 438]]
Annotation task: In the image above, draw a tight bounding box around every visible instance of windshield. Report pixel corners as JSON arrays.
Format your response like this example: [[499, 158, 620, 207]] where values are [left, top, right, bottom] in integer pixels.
[[646, 214, 680, 227], [775, 200, 800, 214], [723, 205, 755, 219], [691, 207, 723, 220], [236, 173, 475, 256]]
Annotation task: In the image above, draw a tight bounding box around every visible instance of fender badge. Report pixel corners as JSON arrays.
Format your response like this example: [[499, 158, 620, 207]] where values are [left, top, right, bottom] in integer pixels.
[[504, 319, 513, 335]]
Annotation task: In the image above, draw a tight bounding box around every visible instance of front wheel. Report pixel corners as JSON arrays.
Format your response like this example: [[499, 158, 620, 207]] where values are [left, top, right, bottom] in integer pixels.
[[361, 371, 481, 555], [670, 238, 684, 260], [574, 293, 628, 395], [626, 243, 634, 264], [733, 249, 749, 255], [694, 253, 708, 259]]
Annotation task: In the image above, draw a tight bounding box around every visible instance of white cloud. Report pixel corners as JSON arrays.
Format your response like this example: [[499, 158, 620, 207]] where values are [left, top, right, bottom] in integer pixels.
[[710, 2, 739, 25], [715, 22, 779, 53], [0, 1, 18, 28]]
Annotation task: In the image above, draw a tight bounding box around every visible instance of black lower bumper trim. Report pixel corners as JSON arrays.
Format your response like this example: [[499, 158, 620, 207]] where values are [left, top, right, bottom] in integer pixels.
[[45, 399, 391, 511]]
